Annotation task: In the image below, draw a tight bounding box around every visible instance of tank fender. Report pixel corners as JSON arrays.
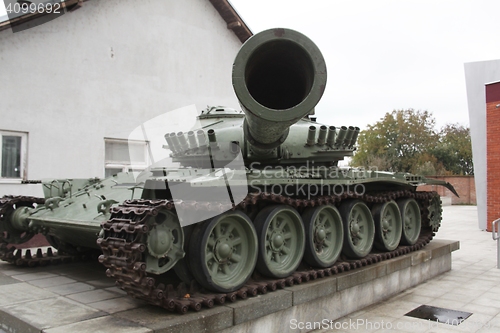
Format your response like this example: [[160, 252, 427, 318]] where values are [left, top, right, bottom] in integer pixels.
[[421, 178, 459, 197]]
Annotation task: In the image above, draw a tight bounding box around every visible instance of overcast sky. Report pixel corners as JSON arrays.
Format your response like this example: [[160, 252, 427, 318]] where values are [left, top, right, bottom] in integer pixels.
[[230, 0, 500, 130], [2, 1, 498, 130]]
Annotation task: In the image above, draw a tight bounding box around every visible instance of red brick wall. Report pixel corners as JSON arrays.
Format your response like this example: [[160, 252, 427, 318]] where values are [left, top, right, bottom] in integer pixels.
[[418, 176, 476, 205], [487, 82, 500, 232]]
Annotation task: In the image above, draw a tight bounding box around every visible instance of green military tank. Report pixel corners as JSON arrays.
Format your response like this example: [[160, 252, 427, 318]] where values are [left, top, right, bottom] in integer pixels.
[[0, 28, 457, 313]]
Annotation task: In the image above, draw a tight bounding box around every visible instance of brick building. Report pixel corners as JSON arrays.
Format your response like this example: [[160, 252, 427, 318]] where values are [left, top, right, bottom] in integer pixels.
[[486, 81, 500, 231]]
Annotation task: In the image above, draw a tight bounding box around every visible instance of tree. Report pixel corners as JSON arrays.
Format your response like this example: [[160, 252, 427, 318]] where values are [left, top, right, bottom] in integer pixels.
[[351, 110, 474, 175], [431, 124, 474, 175], [351, 109, 439, 173]]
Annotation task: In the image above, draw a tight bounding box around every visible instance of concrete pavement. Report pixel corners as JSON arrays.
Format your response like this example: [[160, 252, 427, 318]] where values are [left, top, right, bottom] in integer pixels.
[[0, 205, 491, 333], [314, 205, 500, 333]]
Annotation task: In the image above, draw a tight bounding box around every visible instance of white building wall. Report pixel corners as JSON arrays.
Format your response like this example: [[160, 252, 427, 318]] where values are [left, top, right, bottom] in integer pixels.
[[0, 0, 242, 196], [464, 59, 500, 230]]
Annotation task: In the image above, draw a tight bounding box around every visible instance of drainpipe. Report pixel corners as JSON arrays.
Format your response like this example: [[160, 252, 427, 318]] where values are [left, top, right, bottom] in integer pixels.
[[493, 219, 500, 269]]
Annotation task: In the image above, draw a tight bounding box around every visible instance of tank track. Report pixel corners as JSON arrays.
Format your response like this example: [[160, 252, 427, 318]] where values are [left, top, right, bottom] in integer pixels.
[[98, 190, 440, 314], [0, 196, 91, 266]]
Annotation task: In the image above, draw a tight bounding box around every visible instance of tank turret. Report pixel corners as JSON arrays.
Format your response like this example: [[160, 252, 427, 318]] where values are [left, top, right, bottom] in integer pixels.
[[166, 28, 358, 169]]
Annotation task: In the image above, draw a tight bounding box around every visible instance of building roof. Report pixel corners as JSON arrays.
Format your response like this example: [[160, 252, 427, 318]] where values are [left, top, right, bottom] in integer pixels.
[[486, 81, 500, 103], [0, 0, 253, 42], [485, 80, 500, 86], [209, 0, 252, 43]]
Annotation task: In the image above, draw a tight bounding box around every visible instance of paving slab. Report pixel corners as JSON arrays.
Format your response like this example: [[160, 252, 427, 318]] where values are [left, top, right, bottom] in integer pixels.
[[0, 274, 21, 286], [224, 289, 293, 325], [10, 272, 58, 282], [113, 305, 234, 333], [43, 316, 152, 333], [288, 275, 337, 305], [0, 297, 106, 333], [85, 279, 117, 288], [337, 264, 387, 291], [386, 256, 412, 275], [0, 267, 37, 276], [26, 276, 77, 288], [66, 289, 123, 304], [45, 282, 95, 295], [0, 283, 57, 306], [87, 296, 148, 314]]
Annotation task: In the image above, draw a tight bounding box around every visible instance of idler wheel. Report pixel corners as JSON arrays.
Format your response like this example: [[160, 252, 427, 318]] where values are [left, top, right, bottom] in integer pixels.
[[397, 198, 421, 245], [372, 201, 402, 251], [340, 200, 375, 258], [189, 211, 258, 293], [1, 204, 35, 245], [302, 204, 343, 267], [254, 205, 305, 278]]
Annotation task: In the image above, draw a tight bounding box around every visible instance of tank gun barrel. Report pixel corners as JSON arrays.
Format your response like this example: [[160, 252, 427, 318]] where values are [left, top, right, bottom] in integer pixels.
[[232, 28, 327, 152]]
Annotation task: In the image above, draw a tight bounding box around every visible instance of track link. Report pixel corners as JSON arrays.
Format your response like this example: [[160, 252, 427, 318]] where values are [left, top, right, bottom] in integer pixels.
[[98, 190, 439, 314]]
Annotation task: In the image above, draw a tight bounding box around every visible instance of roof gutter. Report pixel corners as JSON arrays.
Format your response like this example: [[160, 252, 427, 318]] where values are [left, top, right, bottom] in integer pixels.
[[1, 0, 253, 43], [209, 0, 253, 43]]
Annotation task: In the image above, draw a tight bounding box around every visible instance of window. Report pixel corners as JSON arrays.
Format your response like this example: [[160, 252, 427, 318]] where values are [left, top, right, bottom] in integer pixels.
[[104, 138, 149, 177], [0, 130, 28, 181]]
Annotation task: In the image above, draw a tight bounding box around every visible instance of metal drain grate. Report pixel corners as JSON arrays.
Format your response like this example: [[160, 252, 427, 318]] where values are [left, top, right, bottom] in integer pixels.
[[405, 305, 473, 325]]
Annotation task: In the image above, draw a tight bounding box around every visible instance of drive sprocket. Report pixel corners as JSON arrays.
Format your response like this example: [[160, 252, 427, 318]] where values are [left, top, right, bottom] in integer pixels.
[[425, 194, 442, 232]]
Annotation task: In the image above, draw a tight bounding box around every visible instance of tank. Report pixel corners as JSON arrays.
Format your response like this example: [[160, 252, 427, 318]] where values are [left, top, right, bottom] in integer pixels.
[[0, 28, 457, 313]]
